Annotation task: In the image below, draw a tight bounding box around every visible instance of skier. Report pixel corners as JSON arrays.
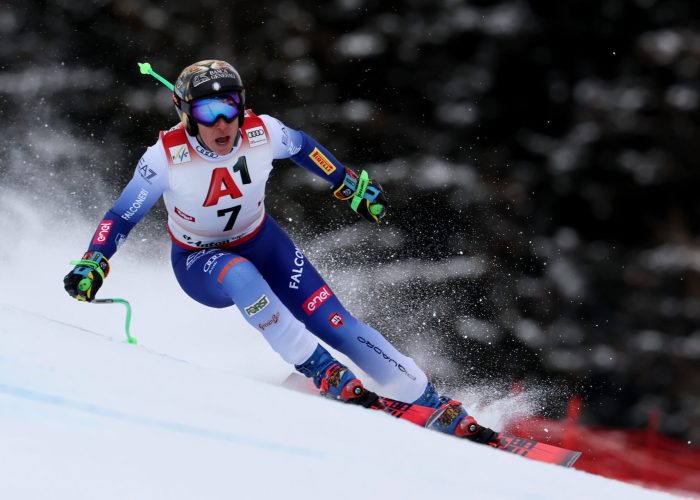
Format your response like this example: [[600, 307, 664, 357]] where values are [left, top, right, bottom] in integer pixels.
[[63, 60, 496, 444]]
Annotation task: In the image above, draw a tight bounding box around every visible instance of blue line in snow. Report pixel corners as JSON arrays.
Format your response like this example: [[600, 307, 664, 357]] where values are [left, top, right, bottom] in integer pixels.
[[0, 383, 324, 459]]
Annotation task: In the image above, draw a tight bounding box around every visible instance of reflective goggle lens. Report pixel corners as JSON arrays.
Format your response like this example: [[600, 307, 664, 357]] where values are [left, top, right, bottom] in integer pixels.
[[190, 93, 241, 125]]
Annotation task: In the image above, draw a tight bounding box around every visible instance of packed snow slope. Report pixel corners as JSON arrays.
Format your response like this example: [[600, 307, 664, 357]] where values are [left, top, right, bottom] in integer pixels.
[[0, 191, 678, 500]]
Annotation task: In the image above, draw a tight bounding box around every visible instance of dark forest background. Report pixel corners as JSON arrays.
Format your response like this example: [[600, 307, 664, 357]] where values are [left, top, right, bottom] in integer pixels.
[[2, 0, 699, 443]]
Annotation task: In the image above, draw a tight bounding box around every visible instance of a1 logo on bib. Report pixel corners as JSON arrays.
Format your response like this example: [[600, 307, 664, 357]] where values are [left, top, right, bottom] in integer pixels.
[[169, 144, 191, 164], [246, 126, 268, 148]]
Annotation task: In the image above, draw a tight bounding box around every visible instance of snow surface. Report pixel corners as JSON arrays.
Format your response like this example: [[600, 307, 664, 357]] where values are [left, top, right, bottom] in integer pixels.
[[0, 192, 680, 500]]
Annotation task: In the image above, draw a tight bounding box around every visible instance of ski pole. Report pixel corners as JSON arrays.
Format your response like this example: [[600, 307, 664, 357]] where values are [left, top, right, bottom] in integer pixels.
[[93, 298, 138, 345], [138, 62, 174, 90]]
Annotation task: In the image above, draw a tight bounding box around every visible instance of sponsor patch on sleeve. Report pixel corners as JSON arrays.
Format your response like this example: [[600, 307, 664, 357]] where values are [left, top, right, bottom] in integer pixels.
[[246, 126, 268, 148], [92, 220, 113, 245], [309, 148, 337, 175], [137, 159, 157, 183]]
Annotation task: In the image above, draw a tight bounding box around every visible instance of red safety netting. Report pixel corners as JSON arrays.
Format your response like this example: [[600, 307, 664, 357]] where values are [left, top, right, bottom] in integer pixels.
[[506, 396, 700, 497]]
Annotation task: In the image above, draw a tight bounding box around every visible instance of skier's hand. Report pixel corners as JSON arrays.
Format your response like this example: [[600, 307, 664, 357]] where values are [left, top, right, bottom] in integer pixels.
[[63, 251, 110, 302], [332, 168, 387, 222]]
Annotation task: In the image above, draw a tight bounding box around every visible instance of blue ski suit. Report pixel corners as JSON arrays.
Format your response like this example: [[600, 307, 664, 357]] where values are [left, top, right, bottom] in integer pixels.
[[82, 111, 428, 402]]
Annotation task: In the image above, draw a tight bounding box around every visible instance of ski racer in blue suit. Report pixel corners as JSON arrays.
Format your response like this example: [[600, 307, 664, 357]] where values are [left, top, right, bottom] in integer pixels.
[[63, 60, 497, 444]]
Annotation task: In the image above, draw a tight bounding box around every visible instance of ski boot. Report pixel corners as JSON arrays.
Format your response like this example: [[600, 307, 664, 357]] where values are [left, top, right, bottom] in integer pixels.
[[295, 345, 382, 409], [414, 382, 500, 445]]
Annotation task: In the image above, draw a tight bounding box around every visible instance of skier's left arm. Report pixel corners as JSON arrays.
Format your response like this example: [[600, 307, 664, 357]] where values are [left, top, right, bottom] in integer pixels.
[[63, 146, 168, 301], [261, 115, 387, 222]]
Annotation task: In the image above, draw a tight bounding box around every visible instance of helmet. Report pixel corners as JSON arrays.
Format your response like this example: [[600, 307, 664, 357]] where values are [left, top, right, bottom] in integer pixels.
[[172, 60, 246, 136]]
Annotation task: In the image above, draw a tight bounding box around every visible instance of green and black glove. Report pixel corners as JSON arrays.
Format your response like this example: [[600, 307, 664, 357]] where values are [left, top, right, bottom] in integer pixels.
[[333, 168, 387, 222], [63, 251, 110, 302]]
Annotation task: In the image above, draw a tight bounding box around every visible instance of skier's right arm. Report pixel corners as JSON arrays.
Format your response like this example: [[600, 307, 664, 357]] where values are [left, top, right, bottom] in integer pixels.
[[63, 144, 169, 301]]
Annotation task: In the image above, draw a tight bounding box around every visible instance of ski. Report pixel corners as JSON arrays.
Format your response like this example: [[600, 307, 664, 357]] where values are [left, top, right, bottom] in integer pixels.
[[495, 434, 581, 468], [284, 374, 581, 468], [376, 395, 581, 468]]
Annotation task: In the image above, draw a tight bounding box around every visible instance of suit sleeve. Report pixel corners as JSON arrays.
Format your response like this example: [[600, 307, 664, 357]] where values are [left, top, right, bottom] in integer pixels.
[[85, 143, 169, 259], [260, 114, 347, 187]]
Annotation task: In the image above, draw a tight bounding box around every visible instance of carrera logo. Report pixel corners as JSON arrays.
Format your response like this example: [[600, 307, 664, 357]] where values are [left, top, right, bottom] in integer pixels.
[[303, 285, 333, 316], [244, 294, 270, 316], [169, 144, 191, 164], [92, 220, 113, 245], [329, 312, 344, 328], [309, 148, 337, 175], [246, 126, 268, 148], [175, 206, 195, 222]]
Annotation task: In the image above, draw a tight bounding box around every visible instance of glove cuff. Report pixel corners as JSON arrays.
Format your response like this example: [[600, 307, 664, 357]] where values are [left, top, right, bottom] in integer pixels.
[[70, 251, 110, 279], [332, 168, 359, 201]]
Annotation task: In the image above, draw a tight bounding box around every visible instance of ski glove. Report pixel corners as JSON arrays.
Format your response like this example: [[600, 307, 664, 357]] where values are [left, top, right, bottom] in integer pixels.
[[333, 168, 387, 222], [63, 251, 110, 302]]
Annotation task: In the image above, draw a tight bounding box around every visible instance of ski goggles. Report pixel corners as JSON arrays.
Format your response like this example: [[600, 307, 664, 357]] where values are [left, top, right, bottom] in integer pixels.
[[189, 92, 242, 126]]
